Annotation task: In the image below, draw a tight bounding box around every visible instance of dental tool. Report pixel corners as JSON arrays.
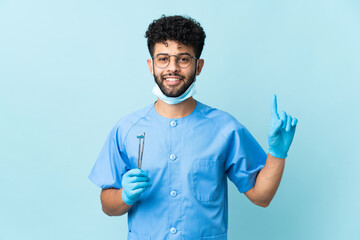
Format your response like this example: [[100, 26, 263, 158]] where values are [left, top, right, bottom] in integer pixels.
[[137, 133, 145, 168]]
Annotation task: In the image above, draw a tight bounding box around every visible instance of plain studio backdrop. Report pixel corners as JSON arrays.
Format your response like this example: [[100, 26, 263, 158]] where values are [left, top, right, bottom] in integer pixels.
[[1, 0, 359, 239]]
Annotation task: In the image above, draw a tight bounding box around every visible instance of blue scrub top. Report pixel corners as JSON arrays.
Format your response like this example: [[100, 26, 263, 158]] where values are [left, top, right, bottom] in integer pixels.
[[89, 100, 266, 240]]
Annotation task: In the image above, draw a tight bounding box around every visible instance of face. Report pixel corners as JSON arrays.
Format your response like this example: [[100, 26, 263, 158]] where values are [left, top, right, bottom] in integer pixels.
[[147, 40, 204, 97]]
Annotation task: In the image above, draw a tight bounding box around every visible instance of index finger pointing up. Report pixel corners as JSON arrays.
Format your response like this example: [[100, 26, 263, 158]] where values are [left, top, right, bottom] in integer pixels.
[[271, 94, 279, 120]]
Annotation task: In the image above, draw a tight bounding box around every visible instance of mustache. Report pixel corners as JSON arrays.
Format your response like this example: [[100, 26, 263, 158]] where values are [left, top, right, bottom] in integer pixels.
[[161, 73, 185, 79]]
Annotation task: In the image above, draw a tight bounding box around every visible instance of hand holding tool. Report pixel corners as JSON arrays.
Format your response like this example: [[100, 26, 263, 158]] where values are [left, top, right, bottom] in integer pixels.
[[121, 168, 151, 205]]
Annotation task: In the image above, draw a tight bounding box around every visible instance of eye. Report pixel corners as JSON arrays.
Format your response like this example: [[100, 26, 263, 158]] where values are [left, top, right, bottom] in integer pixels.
[[158, 57, 169, 62], [178, 57, 190, 62]]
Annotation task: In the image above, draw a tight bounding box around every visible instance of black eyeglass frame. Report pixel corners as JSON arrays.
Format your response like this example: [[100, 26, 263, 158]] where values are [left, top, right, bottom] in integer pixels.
[[152, 53, 199, 69]]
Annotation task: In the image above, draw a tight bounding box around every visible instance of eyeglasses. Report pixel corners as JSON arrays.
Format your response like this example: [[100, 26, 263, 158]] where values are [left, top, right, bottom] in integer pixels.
[[152, 53, 198, 69]]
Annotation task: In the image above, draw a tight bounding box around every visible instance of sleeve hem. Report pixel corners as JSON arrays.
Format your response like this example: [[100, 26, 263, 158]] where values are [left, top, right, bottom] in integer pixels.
[[235, 180, 256, 193], [88, 173, 122, 189], [88, 173, 103, 189]]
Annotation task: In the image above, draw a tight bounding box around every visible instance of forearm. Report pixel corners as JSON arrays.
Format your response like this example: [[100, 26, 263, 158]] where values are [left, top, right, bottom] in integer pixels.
[[100, 188, 132, 216], [248, 154, 285, 207]]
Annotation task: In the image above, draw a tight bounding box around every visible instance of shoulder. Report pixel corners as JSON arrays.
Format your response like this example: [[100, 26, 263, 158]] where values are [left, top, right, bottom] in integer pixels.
[[196, 101, 246, 132], [110, 103, 154, 141]]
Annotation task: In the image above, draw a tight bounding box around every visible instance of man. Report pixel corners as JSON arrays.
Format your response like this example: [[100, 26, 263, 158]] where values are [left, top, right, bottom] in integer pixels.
[[89, 15, 298, 240]]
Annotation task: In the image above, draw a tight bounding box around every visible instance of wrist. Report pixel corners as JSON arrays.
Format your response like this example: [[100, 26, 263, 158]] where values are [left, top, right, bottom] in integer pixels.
[[268, 149, 287, 159]]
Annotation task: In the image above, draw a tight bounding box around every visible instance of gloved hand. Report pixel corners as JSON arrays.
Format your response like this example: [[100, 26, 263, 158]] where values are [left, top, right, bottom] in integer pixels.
[[268, 94, 298, 159], [121, 168, 151, 205]]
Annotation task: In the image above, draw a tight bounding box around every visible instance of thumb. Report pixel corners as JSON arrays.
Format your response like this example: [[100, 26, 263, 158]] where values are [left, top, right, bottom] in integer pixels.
[[132, 187, 148, 195]]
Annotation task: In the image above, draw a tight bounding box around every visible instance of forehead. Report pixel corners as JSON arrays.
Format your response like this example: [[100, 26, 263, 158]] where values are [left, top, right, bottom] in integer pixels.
[[153, 40, 195, 55]]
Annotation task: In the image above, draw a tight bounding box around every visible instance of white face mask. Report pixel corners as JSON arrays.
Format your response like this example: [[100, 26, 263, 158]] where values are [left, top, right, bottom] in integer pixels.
[[152, 81, 197, 105]]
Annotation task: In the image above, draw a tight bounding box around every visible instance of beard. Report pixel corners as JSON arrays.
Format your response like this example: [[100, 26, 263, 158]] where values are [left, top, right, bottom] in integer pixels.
[[153, 71, 196, 97]]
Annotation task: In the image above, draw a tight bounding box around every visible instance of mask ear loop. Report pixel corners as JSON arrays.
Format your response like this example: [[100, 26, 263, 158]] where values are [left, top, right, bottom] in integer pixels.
[[193, 59, 198, 82], [152, 59, 155, 77]]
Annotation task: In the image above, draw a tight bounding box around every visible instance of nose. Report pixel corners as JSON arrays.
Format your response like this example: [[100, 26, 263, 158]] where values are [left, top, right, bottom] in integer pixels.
[[167, 56, 180, 72]]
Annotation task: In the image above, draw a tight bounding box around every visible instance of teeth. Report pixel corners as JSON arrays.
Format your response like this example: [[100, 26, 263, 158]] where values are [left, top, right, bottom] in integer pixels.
[[166, 78, 180, 82]]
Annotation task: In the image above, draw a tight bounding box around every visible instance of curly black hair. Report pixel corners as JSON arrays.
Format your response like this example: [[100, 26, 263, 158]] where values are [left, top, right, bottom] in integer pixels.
[[145, 15, 206, 58]]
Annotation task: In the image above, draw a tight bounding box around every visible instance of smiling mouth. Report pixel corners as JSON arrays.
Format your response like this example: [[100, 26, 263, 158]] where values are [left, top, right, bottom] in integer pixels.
[[162, 75, 184, 85], [165, 77, 181, 82]]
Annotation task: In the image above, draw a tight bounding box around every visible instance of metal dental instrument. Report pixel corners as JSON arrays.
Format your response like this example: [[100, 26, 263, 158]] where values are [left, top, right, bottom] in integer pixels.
[[137, 133, 145, 168]]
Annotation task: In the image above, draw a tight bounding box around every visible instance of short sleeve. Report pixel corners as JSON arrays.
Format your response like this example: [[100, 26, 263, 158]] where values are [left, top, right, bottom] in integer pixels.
[[88, 125, 130, 189], [225, 126, 267, 193]]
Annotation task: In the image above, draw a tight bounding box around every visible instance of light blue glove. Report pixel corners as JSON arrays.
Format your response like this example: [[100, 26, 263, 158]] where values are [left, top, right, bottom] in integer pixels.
[[268, 94, 298, 159], [121, 168, 151, 205]]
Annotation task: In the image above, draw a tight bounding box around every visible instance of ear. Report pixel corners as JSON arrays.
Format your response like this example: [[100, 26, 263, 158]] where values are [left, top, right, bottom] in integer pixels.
[[196, 59, 205, 76], [147, 59, 153, 75]]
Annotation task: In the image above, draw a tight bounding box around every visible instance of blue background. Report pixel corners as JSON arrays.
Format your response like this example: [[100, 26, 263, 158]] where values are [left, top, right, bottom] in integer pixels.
[[1, 0, 359, 239]]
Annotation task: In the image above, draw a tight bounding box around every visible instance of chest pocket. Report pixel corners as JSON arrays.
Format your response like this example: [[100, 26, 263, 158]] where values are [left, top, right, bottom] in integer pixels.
[[190, 159, 223, 203]]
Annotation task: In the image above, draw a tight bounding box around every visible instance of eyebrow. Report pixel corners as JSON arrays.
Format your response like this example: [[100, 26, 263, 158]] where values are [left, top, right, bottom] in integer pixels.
[[156, 52, 191, 55]]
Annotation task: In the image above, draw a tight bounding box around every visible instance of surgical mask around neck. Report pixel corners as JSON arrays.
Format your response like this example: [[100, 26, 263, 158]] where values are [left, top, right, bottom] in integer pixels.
[[152, 81, 197, 105]]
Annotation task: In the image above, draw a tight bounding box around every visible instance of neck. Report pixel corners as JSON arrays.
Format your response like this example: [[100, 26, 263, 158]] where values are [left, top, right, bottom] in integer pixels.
[[154, 97, 197, 118]]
